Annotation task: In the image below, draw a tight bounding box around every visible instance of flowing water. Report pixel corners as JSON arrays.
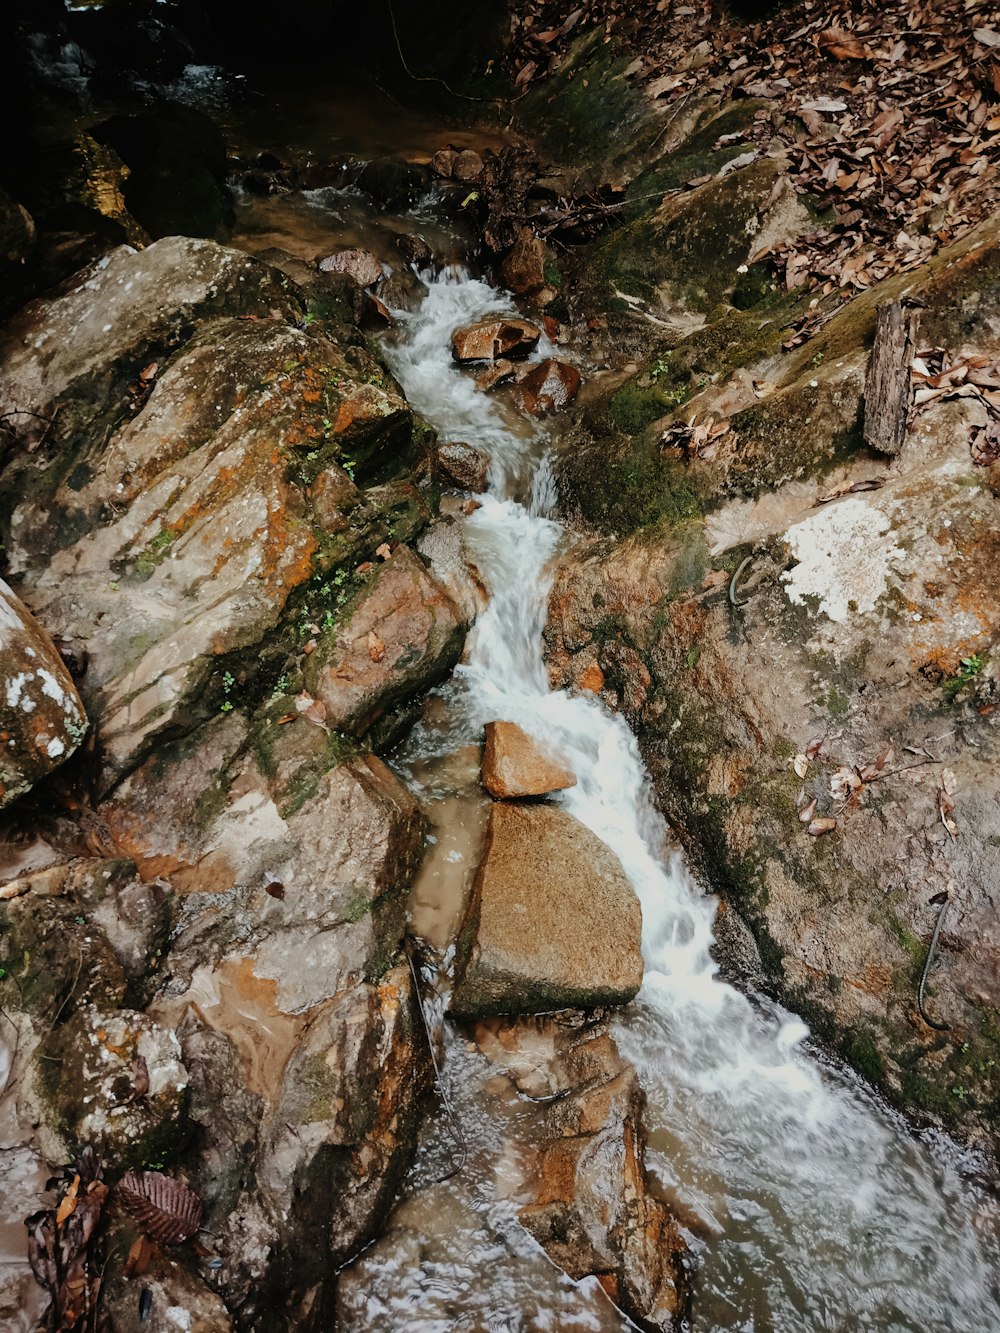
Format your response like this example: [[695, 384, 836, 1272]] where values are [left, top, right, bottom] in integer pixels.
[[235, 177, 1000, 1329]]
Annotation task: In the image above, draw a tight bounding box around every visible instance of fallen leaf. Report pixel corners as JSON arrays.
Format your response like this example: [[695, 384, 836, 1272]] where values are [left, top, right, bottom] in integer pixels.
[[264, 878, 285, 900], [791, 753, 809, 778], [818, 27, 868, 61], [808, 817, 838, 836], [805, 737, 825, 759], [375, 543, 393, 560], [367, 630, 387, 663], [799, 796, 818, 822], [941, 766, 958, 795], [118, 1171, 204, 1246], [124, 1233, 154, 1279]]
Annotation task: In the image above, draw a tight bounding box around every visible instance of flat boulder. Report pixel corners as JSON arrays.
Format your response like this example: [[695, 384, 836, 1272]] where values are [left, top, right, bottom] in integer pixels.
[[306, 545, 466, 738], [451, 317, 541, 363], [475, 359, 517, 392], [481, 720, 576, 798], [450, 803, 643, 1016], [0, 579, 87, 810], [437, 440, 491, 492], [515, 358, 582, 413], [318, 247, 384, 288]]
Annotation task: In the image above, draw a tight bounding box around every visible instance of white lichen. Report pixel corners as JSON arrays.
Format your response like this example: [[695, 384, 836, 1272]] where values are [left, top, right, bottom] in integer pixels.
[[782, 497, 905, 623]]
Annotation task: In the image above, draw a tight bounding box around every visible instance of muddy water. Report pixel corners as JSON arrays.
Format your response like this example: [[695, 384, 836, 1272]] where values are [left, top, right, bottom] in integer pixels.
[[231, 137, 1000, 1330]]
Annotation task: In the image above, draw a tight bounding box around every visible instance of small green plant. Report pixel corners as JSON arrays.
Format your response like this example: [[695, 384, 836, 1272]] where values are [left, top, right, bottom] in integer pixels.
[[270, 674, 290, 700], [685, 645, 700, 669], [342, 455, 357, 481], [942, 654, 986, 701], [220, 670, 236, 713]]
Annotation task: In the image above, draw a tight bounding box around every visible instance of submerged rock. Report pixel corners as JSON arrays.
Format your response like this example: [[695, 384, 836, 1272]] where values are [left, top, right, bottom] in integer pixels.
[[0, 578, 87, 810], [451, 317, 541, 363], [395, 232, 433, 268], [450, 802, 643, 1016], [480, 719, 576, 798], [318, 246, 384, 288], [477, 1015, 690, 1331], [437, 439, 491, 491], [306, 545, 467, 740]]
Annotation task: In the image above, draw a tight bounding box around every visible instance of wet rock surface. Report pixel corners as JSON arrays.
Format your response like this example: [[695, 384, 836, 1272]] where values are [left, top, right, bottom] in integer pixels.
[[318, 246, 384, 287], [451, 316, 541, 362], [481, 719, 577, 798], [515, 356, 582, 413], [436, 439, 491, 491], [475, 1015, 690, 1332], [451, 802, 643, 1017]]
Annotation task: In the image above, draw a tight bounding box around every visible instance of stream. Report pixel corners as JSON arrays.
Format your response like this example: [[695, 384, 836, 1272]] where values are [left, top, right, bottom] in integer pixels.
[[356, 256, 1000, 1332]]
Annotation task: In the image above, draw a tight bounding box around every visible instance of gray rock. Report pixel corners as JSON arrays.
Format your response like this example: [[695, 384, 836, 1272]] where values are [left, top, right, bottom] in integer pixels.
[[450, 803, 643, 1016]]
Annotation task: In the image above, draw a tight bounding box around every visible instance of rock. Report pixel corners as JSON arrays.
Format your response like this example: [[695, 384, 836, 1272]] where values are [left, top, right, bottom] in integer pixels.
[[0, 578, 87, 810], [480, 720, 576, 798], [437, 440, 491, 491], [102, 1245, 233, 1333], [500, 226, 546, 297], [450, 803, 643, 1016], [318, 246, 384, 288], [515, 358, 582, 413], [356, 157, 425, 210], [475, 358, 517, 391], [0, 236, 301, 449], [431, 148, 457, 177], [476, 1016, 689, 1331], [453, 149, 484, 182], [416, 521, 489, 626], [306, 545, 467, 740], [0, 188, 35, 317], [1, 289, 416, 787], [451, 317, 541, 363], [395, 232, 433, 267], [90, 102, 234, 242]]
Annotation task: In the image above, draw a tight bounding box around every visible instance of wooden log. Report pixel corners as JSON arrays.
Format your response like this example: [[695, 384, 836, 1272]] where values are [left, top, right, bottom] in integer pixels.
[[863, 299, 922, 457]]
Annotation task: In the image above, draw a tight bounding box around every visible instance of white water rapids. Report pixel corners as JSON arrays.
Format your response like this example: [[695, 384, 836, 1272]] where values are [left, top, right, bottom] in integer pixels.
[[365, 266, 1000, 1331]]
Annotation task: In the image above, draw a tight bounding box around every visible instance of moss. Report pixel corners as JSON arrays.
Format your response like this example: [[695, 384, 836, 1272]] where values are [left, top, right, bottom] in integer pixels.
[[296, 1053, 341, 1124], [559, 429, 703, 536], [609, 380, 689, 434], [842, 1027, 887, 1085]]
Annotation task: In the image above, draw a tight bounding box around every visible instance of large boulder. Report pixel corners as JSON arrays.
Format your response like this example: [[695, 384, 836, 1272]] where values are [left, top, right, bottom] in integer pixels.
[[500, 225, 546, 297], [0, 237, 301, 450], [515, 358, 582, 414], [305, 545, 467, 740], [0, 247, 422, 788], [0, 578, 87, 809], [436, 440, 491, 492], [480, 719, 576, 798], [450, 803, 643, 1016], [451, 317, 540, 363], [318, 247, 384, 288]]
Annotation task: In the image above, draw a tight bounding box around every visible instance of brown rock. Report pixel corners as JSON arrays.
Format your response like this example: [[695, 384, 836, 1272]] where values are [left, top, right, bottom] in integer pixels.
[[306, 545, 466, 737], [453, 149, 484, 182], [578, 662, 606, 693], [450, 803, 643, 1016], [437, 440, 491, 492], [480, 720, 576, 798], [0, 578, 88, 810], [431, 148, 457, 178], [515, 358, 582, 413], [395, 233, 433, 267], [475, 1016, 689, 1332], [475, 359, 517, 392], [500, 226, 546, 297], [318, 247, 384, 288], [451, 318, 541, 363]]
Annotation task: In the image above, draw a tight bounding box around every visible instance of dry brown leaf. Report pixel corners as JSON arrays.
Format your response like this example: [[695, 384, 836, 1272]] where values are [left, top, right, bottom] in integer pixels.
[[818, 28, 868, 61], [808, 817, 838, 836], [367, 630, 387, 663], [799, 796, 818, 822], [791, 753, 809, 778], [118, 1171, 203, 1246], [375, 543, 393, 560]]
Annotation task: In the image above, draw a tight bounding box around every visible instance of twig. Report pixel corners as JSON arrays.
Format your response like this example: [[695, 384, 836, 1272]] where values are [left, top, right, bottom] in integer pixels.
[[386, 0, 502, 104], [729, 555, 753, 608], [917, 894, 951, 1032], [404, 936, 467, 1183]]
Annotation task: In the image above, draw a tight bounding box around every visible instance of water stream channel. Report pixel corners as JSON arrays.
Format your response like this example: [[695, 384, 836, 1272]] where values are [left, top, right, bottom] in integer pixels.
[[230, 150, 1000, 1327]]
